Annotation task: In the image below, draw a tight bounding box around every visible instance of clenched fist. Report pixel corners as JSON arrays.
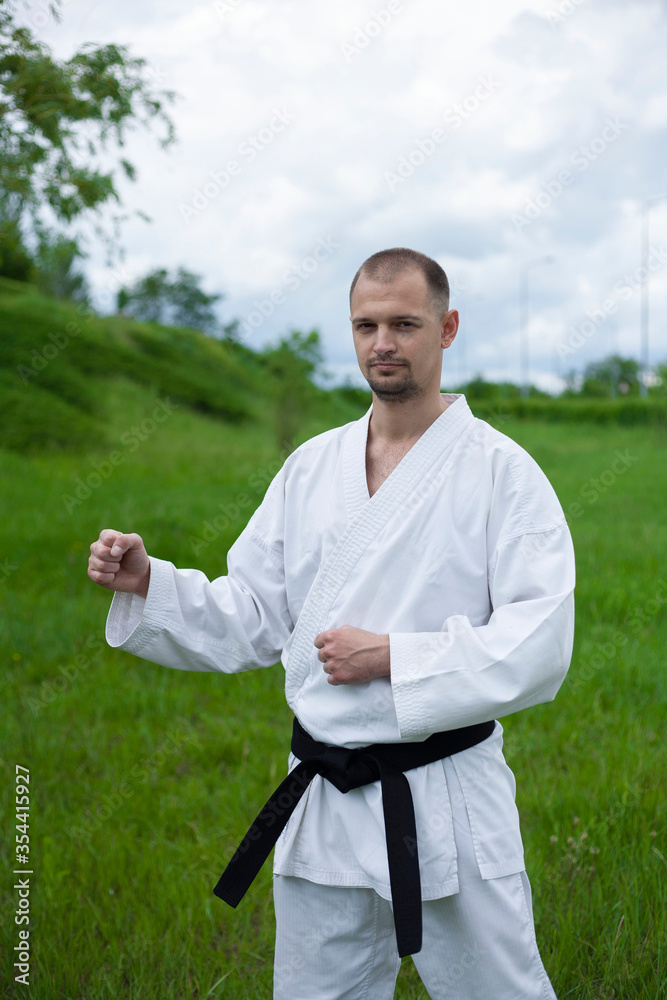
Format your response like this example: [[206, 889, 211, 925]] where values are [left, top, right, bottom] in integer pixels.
[[88, 529, 151, 598], [314, 625, 390, 686]]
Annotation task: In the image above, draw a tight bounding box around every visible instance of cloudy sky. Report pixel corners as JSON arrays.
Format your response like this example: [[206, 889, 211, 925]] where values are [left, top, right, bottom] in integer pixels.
[[32, 0, 667, 391]]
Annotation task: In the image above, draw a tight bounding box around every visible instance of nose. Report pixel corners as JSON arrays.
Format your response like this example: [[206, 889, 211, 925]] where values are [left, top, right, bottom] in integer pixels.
[[373, 323, 397, 355]]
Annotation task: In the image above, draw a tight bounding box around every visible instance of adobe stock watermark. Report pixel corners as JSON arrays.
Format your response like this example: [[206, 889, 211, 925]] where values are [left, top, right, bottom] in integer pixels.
[[274, 892, 360, 992], [395, 406, 510, 520], [68, 727, 203, 844], [340, 1, 403, 63], [61, 397, 179, 513], [563, 449, 638, 523], [0, 557, 18, 583], [230, 769, 312, 862], [213, 0, 247, 15], [239, 236, 339, 337], [190, 441, 294, 555], [16, 304, 96, 384], [16, 265, 133, 382], [403, 750, 517, 860], [568, 578, 667, 693], [544, 0, 587, 26], [26, 634, 105, 717], [359, 616, 482, 736], [558, 245, 667, 358], [179, 108, 295, 225], [385, 76, 501, 192], [513, 116, 627, 231]]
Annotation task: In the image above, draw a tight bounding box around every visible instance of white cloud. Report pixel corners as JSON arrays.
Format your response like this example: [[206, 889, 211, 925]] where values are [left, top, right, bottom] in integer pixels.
[[29, 0, 667, 381]]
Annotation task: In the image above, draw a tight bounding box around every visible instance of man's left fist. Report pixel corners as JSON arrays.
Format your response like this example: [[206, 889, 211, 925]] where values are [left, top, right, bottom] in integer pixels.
[[313, 625, 390, 686]]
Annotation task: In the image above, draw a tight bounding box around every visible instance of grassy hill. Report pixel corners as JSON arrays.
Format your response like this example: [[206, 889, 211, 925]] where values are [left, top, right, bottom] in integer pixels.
[[0, 276, 370, 454]]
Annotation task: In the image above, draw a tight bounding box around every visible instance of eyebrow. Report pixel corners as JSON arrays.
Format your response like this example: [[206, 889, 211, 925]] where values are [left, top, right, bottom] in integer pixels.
[[351, 314, 423, 323]]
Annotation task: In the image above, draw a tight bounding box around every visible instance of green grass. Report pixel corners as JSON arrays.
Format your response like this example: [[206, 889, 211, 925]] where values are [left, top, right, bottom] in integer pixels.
[[1, 373, 666, 997]]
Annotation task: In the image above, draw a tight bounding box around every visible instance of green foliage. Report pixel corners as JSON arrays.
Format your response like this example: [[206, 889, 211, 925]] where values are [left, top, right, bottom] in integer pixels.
[[334, 382, 372, 411], [118, 267, 222, 333], [652, 363, 667, 396], [458, 374, 549, 401], [260, 329, 325, 449], [0, 0, 176, 272], [573, 354, 642, 398], [263, 328, 324, 379], [459, 356, 666, 408], [470, 396, 667, 427], [126, 326, 250, 421], [31, 226, 90, 302], [0, 217, 32, 280]]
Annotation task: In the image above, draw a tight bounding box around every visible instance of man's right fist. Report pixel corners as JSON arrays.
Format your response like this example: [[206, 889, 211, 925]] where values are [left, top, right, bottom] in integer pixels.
[[88, 529, 151, 598]]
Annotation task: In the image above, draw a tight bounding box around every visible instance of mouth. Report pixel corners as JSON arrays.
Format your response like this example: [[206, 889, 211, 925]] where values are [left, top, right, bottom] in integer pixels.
[[370, 362, 405, 371]]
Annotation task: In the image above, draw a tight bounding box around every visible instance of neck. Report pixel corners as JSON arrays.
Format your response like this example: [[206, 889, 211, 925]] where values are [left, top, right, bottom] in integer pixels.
[[368, 390, 450, 443]]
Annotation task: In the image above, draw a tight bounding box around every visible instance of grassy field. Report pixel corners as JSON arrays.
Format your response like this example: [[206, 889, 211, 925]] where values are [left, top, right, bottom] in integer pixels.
[[1, 380, 666, 998]]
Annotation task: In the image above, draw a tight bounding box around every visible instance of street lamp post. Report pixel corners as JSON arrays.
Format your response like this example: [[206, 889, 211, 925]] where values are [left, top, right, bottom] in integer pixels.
[[520, 256, 554, 398], [640, 194, 667, 398]]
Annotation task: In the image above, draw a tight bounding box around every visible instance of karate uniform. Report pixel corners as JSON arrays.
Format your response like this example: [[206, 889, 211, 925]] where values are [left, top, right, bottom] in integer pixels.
[[106, 393, 575, 998]]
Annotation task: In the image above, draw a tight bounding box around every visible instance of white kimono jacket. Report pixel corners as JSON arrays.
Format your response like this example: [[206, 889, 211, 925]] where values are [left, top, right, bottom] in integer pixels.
[[106, 393, 575, 900]]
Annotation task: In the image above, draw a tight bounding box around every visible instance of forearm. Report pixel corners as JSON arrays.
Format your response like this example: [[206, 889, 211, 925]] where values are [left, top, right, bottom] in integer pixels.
[[106, 555, 287, 673], [390, 590, 574, 737]]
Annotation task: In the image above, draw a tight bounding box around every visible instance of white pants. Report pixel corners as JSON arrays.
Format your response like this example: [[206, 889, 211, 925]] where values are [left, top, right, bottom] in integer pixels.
[[273, 766, 557, 1000]]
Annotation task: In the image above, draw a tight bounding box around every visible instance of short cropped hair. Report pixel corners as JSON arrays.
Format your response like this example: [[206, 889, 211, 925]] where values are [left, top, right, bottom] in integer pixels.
[[349, 248, 450, 318]]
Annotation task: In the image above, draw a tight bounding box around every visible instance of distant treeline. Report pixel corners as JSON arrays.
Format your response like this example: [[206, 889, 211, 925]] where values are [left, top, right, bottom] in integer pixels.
[[467, 396, 667, 427], [454, 373, 667, 426]]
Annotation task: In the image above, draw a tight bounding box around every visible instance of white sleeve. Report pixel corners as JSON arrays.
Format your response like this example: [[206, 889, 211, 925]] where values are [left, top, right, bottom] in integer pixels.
[[105, 471, 293, 673], [389, 447, 576, 738]]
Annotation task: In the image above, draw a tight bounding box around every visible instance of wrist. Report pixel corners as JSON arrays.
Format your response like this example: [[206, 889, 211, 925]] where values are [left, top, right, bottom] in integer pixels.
[[136, 564, 151, 600], [378, 634, 390, 677]]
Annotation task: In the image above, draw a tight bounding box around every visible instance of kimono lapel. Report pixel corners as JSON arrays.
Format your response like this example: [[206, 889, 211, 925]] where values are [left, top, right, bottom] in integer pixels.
[[285, 394, 475, 703], [342, 405, 372, 521]]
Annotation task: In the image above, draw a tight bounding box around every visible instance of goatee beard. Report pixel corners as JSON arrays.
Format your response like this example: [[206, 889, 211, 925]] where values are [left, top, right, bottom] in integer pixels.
[[364, 365, 423, 402]]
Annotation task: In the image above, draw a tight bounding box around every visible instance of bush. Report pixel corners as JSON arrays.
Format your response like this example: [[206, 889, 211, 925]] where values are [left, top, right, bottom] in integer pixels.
[[471, 397, 667, 427]]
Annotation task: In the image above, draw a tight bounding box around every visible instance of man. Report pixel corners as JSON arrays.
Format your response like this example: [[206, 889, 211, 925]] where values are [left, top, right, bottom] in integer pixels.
[[88, 247, 575, 999]]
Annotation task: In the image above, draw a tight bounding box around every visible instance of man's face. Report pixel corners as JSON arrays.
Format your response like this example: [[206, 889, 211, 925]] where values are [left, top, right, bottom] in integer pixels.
[[350, 269, 458, 402]]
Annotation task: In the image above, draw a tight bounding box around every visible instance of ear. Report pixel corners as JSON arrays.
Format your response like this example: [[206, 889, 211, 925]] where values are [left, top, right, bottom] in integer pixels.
[[441, 309, 459, 349]]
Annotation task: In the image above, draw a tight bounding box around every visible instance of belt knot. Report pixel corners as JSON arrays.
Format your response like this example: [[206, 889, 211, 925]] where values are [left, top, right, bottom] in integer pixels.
[[309, 745, 382, 793], [213, 715, 495, 958]]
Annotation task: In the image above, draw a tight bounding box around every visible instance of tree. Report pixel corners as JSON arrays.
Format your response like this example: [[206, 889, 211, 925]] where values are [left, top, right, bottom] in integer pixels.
[[31, 227, 89, 301], [117, 267, 222, 333], [580, 355, 640, 397], [458, 375, 526, 400], [0, 0, 176, 276], [261, 329, 324, 449]]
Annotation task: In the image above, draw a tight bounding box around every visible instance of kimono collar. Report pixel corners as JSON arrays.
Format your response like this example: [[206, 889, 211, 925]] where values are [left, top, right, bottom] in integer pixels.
[[343, 393, 474, 521]]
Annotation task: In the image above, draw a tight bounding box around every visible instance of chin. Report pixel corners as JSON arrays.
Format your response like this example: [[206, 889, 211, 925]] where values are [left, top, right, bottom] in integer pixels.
[[365, 373, 423, 402]]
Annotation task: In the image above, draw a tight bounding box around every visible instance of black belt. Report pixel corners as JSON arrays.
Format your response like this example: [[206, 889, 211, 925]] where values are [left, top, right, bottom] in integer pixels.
[[213, 716, 495, 957]]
